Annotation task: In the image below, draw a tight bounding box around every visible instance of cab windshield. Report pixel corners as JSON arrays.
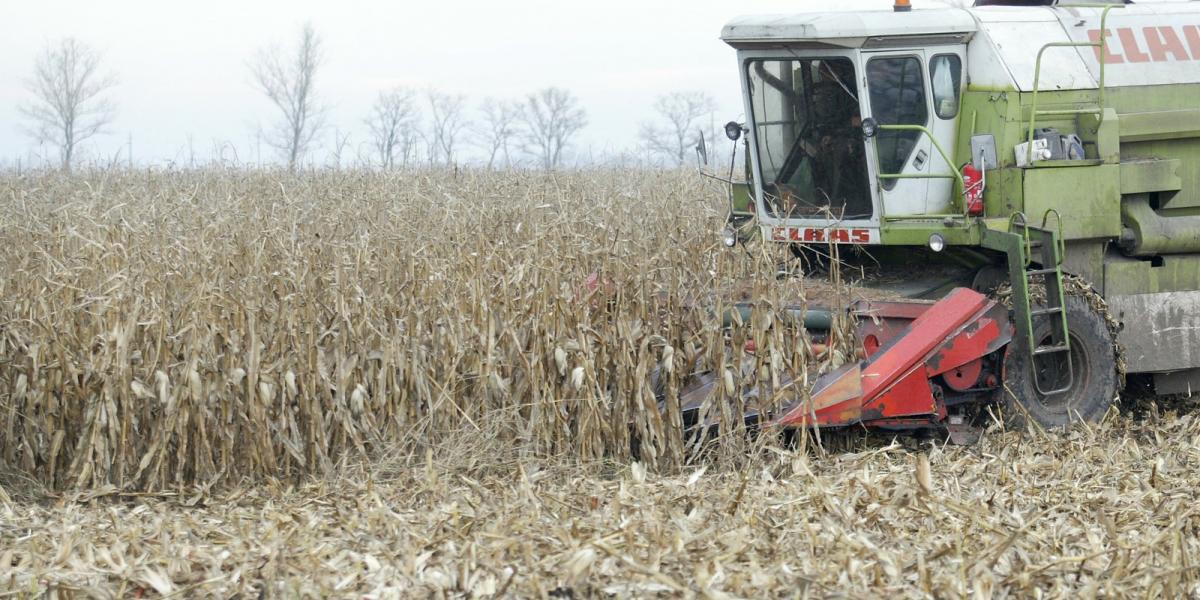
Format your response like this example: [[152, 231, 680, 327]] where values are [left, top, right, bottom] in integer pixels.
[[746, 57, 872, 220]]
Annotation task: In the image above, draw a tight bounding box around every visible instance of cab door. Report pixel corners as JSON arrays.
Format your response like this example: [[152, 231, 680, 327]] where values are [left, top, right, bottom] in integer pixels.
[[861, 51, 933, 216], [924, 48, 966, 214]]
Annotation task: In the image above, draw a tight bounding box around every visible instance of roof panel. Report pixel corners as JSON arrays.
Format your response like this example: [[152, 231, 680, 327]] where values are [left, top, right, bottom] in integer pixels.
[[721, 9, 978, 47]]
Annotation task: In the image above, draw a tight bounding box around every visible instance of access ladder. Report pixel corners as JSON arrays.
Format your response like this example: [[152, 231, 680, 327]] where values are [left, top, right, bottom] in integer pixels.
[[984, 212, 1073, 396]]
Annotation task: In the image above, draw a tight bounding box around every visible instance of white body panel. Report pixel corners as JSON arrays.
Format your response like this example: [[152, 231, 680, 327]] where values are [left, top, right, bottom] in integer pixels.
[[969, 9, 1097, 91], [723, 2, 1200, 92], [1058, 5, 1200, 87]]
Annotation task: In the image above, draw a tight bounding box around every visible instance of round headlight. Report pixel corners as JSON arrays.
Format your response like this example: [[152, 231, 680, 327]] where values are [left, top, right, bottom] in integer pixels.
[[861, 118, 879, 139], [724, 121, 743, 141], [928, 233, 946, 253], [722, 225, 738, 248]]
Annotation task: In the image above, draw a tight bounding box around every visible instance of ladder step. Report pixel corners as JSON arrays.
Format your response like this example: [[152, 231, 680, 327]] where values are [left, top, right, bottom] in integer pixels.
[[1033, 343, 1070, 356], [1031, 307, 1063, 316]]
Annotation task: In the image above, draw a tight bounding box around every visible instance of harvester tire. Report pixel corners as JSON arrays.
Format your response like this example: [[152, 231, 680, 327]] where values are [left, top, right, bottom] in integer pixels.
[[1000, 293, 1118, 430]]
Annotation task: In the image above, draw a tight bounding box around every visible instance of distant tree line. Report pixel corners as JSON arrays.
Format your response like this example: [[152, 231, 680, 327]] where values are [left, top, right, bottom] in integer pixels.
[[18, 24, 721, 172]]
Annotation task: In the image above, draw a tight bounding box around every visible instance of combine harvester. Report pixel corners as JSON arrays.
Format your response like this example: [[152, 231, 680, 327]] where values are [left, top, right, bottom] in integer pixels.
[[700, 0, 1200, 441]]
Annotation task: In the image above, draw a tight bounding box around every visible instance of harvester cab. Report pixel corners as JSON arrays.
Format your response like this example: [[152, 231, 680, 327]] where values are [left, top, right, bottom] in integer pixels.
[[701, 0, 1200, 439]]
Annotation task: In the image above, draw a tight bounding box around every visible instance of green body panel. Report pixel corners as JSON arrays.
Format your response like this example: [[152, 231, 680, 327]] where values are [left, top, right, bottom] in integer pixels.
[[879, 221, 979, 246], [1105, 255, 1200, 296], [1120, 137, 1200, 210], [729, 182, 760, 242], [1105, 83, 1200, 114], [1108, 85, 1200, 210], [731, 182, 754, 213], [1080, 109, 1121, 165], [1119, 159, 1182, 197], [1022, 164, 1121, 239], [986, 169, 1024, 217], [1118, 109, 1200, 143]]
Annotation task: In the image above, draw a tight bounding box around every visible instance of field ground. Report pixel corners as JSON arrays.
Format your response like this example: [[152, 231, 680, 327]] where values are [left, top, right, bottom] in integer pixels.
[[1, 171, 1197, 597], [3, 408, 1200, 598]]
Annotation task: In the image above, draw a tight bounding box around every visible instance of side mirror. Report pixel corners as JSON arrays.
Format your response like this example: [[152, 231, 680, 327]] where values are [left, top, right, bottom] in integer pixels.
[[695, 129, 709, 167], [969, 134, 998, 170], [724, 121, 743, 142], [861, 118, 879, 139]]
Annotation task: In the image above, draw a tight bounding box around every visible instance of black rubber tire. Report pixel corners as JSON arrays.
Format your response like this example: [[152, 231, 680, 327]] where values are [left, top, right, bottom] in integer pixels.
[[1001, 294, 1119, 429]]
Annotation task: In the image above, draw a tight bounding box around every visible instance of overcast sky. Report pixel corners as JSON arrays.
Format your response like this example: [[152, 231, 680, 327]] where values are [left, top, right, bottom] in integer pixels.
[[2, 0, 909, 168]]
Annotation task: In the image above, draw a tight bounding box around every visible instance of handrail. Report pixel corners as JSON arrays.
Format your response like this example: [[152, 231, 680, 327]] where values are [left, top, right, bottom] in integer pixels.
[[875, 124, 966, 191], [1025, 3, 1123, 166], [1040, 208, 1066, 265], [1008, 211, 1034, 267]]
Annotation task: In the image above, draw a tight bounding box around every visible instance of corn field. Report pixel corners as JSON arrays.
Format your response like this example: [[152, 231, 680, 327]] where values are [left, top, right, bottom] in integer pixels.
[[3, 170, 1200, 597], [0, 168, 829, 492]]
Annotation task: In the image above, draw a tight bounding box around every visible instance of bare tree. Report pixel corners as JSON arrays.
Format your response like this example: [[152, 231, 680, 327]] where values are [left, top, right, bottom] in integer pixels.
[[520, 87, 587, 170], [425, 90, 468, 166], [639, 91, 717, 167], [474, 98, 521, 170], [20, 38, 117, 172], [365, 87, 420, 169], [249, 22, 325, 170], [330, 127, 351, 168]]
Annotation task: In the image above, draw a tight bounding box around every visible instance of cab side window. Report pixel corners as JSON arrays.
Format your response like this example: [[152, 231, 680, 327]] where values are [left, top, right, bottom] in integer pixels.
[[867, 56, 929, 189], [930, 54, 962, 119]]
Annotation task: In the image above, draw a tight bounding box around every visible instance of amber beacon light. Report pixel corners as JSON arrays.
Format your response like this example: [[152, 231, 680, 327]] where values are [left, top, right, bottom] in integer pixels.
[[894, 0, 912, 12]]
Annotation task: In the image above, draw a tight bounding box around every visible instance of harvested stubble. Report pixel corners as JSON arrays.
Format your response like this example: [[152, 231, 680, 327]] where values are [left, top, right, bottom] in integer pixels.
[[0, 168, 828, 492], [3, 411, 1200, 597]]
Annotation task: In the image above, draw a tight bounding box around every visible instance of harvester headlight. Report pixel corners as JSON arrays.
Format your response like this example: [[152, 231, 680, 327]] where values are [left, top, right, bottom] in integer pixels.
[[928, 233, 946, 253], [721, 225, 738, 247], [861, 118, 879, 139], [724, 121, 743, 141]]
